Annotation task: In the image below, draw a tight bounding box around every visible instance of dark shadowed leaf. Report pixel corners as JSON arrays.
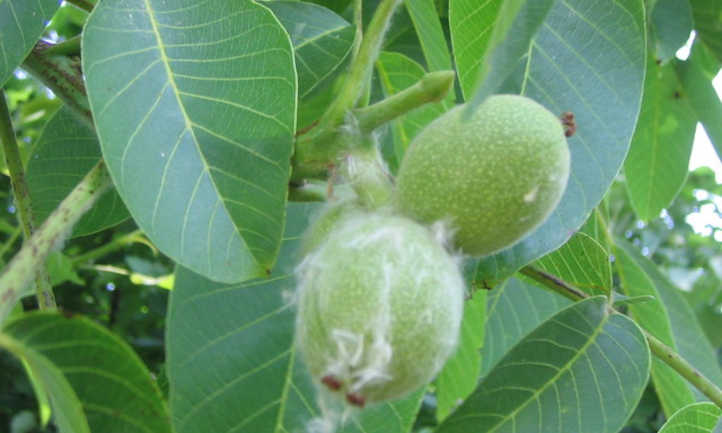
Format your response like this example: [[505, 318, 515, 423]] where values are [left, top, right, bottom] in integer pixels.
[[438, 297, 650, 433], [0, 331, 89, 433], [26, 107, 130, 237], [0, 0, 59, 86], [83, 0, 297, 283], [2, 312, 171, 433], [167, 203, 424, 433]]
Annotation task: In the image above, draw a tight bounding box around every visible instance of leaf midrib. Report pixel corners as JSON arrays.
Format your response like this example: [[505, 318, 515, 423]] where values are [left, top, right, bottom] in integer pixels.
[[141, 0, 257, 269], [454, 299, 610, 433]]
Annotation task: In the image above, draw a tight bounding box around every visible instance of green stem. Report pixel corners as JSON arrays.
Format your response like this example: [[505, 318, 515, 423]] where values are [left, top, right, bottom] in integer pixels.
[[646, 333, 722, 408], [64, 0, 94, 13], [39, 36, 82, 57], [321, 0, 400, 127], [0, 92, 56, 309], [355, 70, 455, 134], [520, 265, 722, 409], [0, 161, 112, 323], [69, 229, 144, 266], [22, 44, 93, 129], [292, 0, 401, 178], [291, 70, 455, 181]]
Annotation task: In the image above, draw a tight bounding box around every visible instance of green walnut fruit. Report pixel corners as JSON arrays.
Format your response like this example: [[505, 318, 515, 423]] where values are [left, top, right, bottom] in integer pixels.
[[396, 94, 571, 257], [296, 212, 464, 406], [300, 198, 361, 255]]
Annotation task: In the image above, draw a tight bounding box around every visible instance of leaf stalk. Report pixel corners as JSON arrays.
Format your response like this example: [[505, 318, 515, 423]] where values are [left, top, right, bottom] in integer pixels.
[[520, 265, 722, 409]]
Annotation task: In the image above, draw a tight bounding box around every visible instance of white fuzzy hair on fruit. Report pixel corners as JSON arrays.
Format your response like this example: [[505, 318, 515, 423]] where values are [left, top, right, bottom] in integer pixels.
[[295, 210, 465, 432]]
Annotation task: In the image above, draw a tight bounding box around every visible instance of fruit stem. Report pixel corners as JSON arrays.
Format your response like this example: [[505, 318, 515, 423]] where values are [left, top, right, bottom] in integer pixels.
[[64, 0, 94, 12], [520, 265, 722, 410], [0, 161, 112, 324], [292, 70, 455, 182], [0, 91, 56, 310], [355, 70, 455, 134], [292, 0, 402, 181]]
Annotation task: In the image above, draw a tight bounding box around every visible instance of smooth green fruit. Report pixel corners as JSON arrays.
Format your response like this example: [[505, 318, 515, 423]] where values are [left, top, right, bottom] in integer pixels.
[[296, 212, 464, 405], [396, 94, 570, 257]]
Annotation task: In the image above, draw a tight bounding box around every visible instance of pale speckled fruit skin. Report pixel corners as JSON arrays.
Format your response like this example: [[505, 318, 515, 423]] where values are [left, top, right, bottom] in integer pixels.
[[296, 213, 464, 404], [396, 94, 570, 257], [299, 199, 361, 255]]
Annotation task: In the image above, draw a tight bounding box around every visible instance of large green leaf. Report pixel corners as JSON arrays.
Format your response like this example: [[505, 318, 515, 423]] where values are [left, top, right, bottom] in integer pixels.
[[449, 0, 501, 99], [0, 0, 59, 86], [535, 232, 612, 296], [676, 43, 722, 160], [265, 1, 354, 100], [624, 55, 696, 222], [2, 312, 170, 433], [0, 332, 90, 433], [437, 297, 651, 433], [475, 0, 646, 285], [658, 402, 722, 433], [480, 277, 571, 378], [616, 239, 722, 399], [26, 106, 130, 237], [614, 239, 696, 416], [435, 289, 486, 421], [167, 203, 424, 433], [404, 0, 453, 73], [83, 0, 297, 283], [375, 51, 448, 167], [650, 0, 694, 62], [690, 0, 722, 63]]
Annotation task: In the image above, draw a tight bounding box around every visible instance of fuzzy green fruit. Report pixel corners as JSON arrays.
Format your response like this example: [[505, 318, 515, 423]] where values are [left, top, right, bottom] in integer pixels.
[[396, 94, 571, 257], [296, 212, 464, 406]]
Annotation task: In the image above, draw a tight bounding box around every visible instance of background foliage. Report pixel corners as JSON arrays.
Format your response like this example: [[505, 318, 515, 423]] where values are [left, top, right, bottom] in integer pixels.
[[0, 0, 721, 432]]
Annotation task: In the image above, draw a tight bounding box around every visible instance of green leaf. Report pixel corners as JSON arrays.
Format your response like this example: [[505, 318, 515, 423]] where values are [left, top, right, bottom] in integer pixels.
[[167, 203, 424, 433], [0, 0, 60, 86], [26, 106, 130, 237], [404, 0, 453, 73], [624, 55, 696, 222], [265, 1, 354, 100], [650, 0, 694, 62], [468, 0, 556, 108], [45, 252, 83, 286], [437, 297, 651, 433], [535, 232, 612, 296], [449, 0, 501, 99], [0, 332, 90, 433], [689, 0, 722, 63], [3, 312, 171, 433], [435, 289, 486, 421], [658, 402, 722, 433], [676, 44, 722, 160], [83, 0, 297, 284], [375, 51, 447, 164], [475, 0, 647, 285], [615, 239, 722, 400], [614, 238, 696, 416], [480, 277, 571, 378]]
